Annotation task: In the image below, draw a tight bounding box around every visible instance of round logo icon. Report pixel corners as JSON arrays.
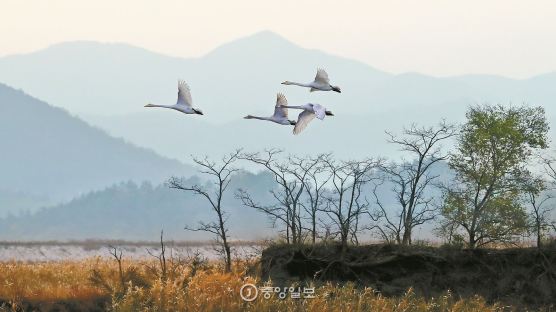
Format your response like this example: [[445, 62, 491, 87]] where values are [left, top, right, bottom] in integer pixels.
[[240, 283, 258, 302]]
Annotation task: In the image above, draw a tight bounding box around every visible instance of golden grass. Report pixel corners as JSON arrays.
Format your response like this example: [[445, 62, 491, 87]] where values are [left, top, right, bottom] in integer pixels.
[[0, 258, 107, 304], [0, 257, 508, 312]]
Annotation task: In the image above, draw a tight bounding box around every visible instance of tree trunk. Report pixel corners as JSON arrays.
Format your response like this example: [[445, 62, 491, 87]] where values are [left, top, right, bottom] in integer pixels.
[[290, 207, 299, 244], [402, 226, 412, 245], [285, 210, 290, 244], [340, 224, 350, 258], [217, 210, 232, 273], [221, 229, 231, 272], [291, 221, 297, 244], [340, 234, 348, 258], [312, 215, 316, 245], [224, 242, 232, 272], [468, 230, 477, 249], [537, 221, 542, 248]]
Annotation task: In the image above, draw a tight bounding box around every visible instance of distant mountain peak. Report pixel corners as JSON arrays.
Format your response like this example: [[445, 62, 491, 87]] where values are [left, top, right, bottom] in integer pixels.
[[205, 30, 299, 57], [245, 30, 295, 44]]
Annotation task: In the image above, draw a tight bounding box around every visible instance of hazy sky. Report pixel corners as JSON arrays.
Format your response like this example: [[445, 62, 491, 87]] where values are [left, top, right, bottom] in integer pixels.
[[2, 0, 556, 78]]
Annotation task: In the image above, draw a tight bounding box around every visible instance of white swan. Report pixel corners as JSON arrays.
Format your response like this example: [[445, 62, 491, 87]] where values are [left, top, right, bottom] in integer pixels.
[[244, 93, 297, 126], [284, 103, 334, 135], [282, 68, 341, 93], [144, 80, 203, 115]]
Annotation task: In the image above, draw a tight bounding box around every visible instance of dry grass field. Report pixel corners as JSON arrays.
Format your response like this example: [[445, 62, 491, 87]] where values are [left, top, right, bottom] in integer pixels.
[[0, 254, 509, 312]]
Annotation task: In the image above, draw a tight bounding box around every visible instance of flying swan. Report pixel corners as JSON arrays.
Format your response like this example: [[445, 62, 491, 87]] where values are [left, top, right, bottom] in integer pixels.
[[284, 103, 334, 135], [282, 68, 341, 93], [144, 80, 203, 115], [244, 93, 297, 126]]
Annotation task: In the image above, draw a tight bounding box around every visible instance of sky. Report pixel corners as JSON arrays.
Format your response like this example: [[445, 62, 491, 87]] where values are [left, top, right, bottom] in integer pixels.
[[2, 0, 556, 78]]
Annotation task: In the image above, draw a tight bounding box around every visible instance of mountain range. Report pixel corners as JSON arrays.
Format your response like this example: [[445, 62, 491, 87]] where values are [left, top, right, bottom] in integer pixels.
[[0, 173, 275, 241], [1, 30, 555, 240], [0, 83, 192, 214], [1, 31, 554, 163]]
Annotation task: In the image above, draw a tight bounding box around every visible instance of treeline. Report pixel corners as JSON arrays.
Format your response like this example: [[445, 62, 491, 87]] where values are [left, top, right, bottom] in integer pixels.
[[0, 174, 276, 241], [170, 104, 555, 271]]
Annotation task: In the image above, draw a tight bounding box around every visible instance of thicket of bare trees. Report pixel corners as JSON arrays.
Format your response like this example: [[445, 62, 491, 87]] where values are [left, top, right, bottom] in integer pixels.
[[320, 157, 380, 255], [236, 150, 308, 244], [236, 151, 384, 250], [525, 179, 554, 248], [527, 156, 556, 247], [370, 122, 455, 245], [297, 154, 332, 244], [168, 105, 555, 253]]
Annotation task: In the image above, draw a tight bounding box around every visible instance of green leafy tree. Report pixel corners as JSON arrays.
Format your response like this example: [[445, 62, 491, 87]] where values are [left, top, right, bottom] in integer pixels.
[[440, 105, 549, 248]]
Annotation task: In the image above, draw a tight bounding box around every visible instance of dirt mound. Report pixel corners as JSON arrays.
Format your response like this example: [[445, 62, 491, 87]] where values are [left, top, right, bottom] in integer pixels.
[[261, 243, 556, 309]]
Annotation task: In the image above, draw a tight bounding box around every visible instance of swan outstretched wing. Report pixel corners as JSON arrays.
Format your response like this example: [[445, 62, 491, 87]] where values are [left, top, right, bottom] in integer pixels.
[[314, 68, 330, 85], [273, 93, 288, 119], [176, 80, 193, 107], [312, 104, 326, 120], [276, 93, 288, 107], [293, 110, 316, 135]]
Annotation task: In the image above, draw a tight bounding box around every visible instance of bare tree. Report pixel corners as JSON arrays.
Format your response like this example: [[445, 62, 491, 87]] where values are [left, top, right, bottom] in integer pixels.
[[108, 245, 124, 288], [525, 183, 554, 248], [290, 154, 331, 244], [167, 150, 241, 272], [525, 156, 556, 247], [545, 156, 556, 183], [320, 158, 379, 256], [368, 180, 402, 244], [373, 121, 455, 245], [146, 230, 168, 281], [237, 149, 306, 244], [544, 155, 556, 235]]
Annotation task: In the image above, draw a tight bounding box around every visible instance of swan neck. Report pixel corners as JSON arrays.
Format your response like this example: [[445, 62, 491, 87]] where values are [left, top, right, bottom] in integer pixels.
[[249, 116, 270, 121], [286, 81, 311, 87], [146, 104, 173, 109]]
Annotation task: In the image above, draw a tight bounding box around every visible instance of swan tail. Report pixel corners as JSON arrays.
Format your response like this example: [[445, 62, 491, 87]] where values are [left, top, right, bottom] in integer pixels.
[[193, 108, 204, 115]]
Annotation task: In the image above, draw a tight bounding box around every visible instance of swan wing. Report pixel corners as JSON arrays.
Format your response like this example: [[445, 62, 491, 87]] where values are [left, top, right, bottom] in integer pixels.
[[293, 110, 316, 135], [314, 68, 330, 85], [276, 92, 288, 107], [176, 80, 193, 107], [273, 93, 288, 119], [312, 104, 326, 120]]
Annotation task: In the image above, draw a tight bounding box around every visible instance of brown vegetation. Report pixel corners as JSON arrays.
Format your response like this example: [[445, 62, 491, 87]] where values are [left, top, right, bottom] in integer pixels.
[[0, 253, 511, 312]]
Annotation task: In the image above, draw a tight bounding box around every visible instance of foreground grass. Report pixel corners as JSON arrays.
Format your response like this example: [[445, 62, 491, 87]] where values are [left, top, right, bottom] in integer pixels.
[[0, 257, 508, 312], [0, 259, 106, 304]]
